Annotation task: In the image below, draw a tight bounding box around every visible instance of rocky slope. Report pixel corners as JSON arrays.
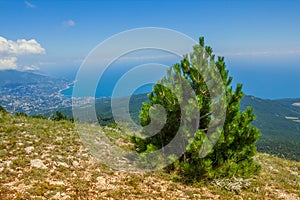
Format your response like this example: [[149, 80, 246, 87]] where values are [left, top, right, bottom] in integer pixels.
[[0, 112, 299, 199]]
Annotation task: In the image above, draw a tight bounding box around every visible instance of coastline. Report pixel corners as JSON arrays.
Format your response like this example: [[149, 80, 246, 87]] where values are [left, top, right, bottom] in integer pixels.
[[59, 81, 75, 98]]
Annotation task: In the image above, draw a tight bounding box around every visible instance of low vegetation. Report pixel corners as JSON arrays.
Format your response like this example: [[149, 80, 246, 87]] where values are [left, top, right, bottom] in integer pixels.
[[0, 110, 299, 199]]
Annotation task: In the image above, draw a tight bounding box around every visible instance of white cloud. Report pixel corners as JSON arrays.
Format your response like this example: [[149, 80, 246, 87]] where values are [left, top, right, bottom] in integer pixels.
[[23, 65, 40, 71], [63, 20, 75, 27], [0, 57, 17, 70], [25, 1, 36, 8], [0, 36, 45, 70], [0, 36, 45, 55]]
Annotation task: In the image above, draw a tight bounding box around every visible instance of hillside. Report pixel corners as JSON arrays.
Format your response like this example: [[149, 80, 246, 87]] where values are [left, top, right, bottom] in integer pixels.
[[0, 111, 299, 199], [0, 70, 69, 89], [0, 70, 71, 114], [241, 96, 300, 161]]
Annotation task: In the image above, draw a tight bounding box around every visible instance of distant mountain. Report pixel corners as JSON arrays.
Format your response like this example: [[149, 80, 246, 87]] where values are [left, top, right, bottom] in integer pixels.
[[0, 70, 71, 114], [0, 69, 55, 87], [241, 95, 300, 161]]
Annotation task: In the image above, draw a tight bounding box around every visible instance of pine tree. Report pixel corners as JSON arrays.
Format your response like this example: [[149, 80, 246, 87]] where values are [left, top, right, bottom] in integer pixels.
[[52, 110, 68, 121], [0, 105, 7, 113], [132, 37, 261, 179]]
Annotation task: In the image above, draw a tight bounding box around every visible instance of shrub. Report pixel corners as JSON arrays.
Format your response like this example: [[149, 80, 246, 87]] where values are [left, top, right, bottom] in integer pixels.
[[0, 105, 7, 113], [51, 111, 68, 121]]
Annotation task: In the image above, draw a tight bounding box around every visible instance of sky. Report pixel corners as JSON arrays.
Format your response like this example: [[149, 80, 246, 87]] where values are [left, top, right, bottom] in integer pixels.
[[0, 0, 300, 99]]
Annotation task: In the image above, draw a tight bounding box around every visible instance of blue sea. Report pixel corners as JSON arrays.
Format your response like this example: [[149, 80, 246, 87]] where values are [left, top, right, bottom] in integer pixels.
[[61, 82, 153, 98], [57, 56, 300, 100], [60, 55, 175, 98], [59, 63, 166, 98]]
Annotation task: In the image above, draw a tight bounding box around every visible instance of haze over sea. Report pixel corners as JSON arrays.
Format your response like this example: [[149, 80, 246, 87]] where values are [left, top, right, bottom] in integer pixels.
[[59, 59, 173, 98], [60, 82, 153, 98], [45, 39, 299, 100], [58, 60, 300, 100]]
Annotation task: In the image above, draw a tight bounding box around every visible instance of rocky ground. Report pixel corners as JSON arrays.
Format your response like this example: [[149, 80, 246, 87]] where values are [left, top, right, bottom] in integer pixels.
[[0, 112, 299, 199]]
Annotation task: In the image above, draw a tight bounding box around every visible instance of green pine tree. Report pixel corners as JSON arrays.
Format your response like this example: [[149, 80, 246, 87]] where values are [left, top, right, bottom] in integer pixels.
[[52, 110, 68, 121], [0, 105, 7, 113], [132, 37, 261, 180]]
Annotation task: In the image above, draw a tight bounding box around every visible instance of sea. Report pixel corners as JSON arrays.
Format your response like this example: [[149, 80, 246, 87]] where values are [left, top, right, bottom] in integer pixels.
[[60, 82, 153, 98], [56, 57, 300, 100], [59, 56, 175, 98]]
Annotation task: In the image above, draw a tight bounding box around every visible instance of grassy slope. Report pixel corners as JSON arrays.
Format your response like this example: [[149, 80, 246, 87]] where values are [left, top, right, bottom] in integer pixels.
[[0, 112, 299, 199]]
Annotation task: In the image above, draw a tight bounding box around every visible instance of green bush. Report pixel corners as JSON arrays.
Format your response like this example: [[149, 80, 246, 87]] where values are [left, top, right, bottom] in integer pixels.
[[15, 112, 28, 117], [51, 111, 68, 121], [31, 115, 48, 119], [132, 37, 261, 180], [0, 105, 7, 113]]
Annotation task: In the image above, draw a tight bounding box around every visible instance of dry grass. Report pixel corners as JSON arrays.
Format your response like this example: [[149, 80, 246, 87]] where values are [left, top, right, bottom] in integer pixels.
[[0, 112, 299, 199]]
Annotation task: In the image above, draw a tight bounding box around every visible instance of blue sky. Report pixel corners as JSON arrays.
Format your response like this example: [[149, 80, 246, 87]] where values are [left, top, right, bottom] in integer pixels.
[[0, 0, 300, 99]]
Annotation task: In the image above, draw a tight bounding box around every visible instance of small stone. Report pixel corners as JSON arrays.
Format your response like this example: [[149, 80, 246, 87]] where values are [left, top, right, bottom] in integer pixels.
[[52, 192, 61, 199], [49, 180, 65, 186], [6, 160, 12, 167], [25, 146, 34, 154], [72, 160, 79, 167], [96, 176, 106, 185], [290, 171, 298, 176], [58, 162, 69, 168], [31, 159, 47, 169]]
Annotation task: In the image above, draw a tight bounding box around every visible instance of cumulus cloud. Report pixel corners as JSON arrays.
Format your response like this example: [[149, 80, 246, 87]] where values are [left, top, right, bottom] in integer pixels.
[[0, 36, 45, 70], [24, 1, 36, 8], [0, 57, 17, 70], [62, 20, 75, 27], [0, 36, 45, 55]]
